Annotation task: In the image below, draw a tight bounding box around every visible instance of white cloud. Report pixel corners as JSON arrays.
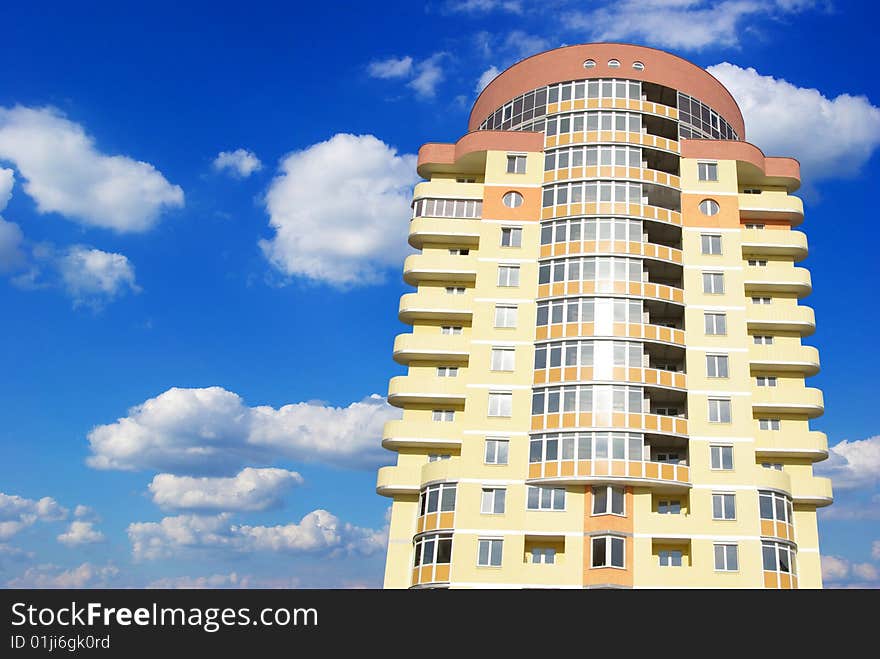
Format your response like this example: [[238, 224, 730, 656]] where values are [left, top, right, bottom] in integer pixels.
[[0, 493, 68, 540], [566, 1, 820, 51], [0, 106, 183, 232], [0, 167, 12, 210], [57, 246, 141, 308], [822, 554, 880, 585], [260, 133, 418, 287], [74, 505, 97, 520], [367, 56, 414, 79], [822, 555, 850, 582], [148, 572, 249, 589], [0, 169, 25, 273], [86, 386, 400, 474], [476, 66, 501, 93], [447, 0, 523, 12], [853, 562, 879, 582], [212, 149, 262, 178], [408, 54, 446, 99], [6, 562, 118, 588], [128, 510, 386, 561], [501, 30, 550, 60], [818, 435, 880, 489], [707, 63, 880, 181], [57, 521, 104, 546], [874, 541, 880, 561], [149, 467, 304, 512]]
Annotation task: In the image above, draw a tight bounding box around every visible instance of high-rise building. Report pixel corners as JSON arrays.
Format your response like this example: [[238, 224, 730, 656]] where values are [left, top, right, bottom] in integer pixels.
[[377, 43, 832, 589]]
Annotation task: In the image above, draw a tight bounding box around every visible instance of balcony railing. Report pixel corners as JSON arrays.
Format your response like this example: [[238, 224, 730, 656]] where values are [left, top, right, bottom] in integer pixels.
[[741, 229, 807, 261], [527, 458, 690, 490], [408, 216, 481, 250], [392, 333, 469, 365], [751, 386, 824, 418], [403, 253, 478, 286], [746, 304, 815, 335]]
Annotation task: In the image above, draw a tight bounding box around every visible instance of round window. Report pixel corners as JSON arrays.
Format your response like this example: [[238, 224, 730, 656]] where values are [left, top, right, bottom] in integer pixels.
[[583, 59, 596, 69], [608, 59, 620, 68], [632, 61, 645, 71], [699, 199, 720, 216], [502, 191, 524, 208]]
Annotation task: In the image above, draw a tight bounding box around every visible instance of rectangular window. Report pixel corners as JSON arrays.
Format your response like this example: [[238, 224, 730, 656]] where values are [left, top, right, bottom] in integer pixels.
[[708, 398, 732, 423], [704, 312, 727, 335], [497, 265, 521, 287], [703, 272, 724, 294], [477, 538, 503, 566], [441, 326, 463, 335], [445, 286, 466, 295], [490, 348, 515, 371], [432, 410, 454, 422], [714, 544, 739, 571], [712, 493, 737, 520], [698, 162, 718, 181], [507, 154, 527, 174], [531, 548, 556, 565], [756, 376, 778, 387], [753, 335, 774, 345], [413, 533, 453, 567], [495, 305, 518, 328], [747, 259, 768, 266], [488, 392, 513, 417], [701, 234, 722, 255], [762, 462, 783, 471], [659, 550, 683, 567], [706, 354, 729, 378], [592, 486, 625, 516], [419, 483, 457, 515], [481, 488, 506, 514], [526, 486, 565, 511], [759, 418, 781, 431], [752, 296, 772, 305], [436, 366, 458, 377], [710, 445, 734, 470], [658, 500, 681, 515], [745, 223, 765, 229], [427, 453, 451, 462], [501, 227, 522, 247], [448, 248, 470, 256], [591, 536, 625, 568], [484, 438, 509, 465]]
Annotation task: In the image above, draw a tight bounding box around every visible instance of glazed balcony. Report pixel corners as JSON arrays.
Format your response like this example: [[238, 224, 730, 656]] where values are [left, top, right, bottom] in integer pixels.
[[531, 411, 688, 437], [536, 321, 685, 347], [527, 458, 690, 491], [541, 201, 682, 226], [533, 366, 686, 391], [738, 192, 804, 224], [408, 216, 481, 250], [541, 239, 683, 265], [545, 129, 679, 155], [403, 253, 478, 286], [749, 343, 820, 376], [752, 386, 824, 418], [746, 304, 815, 336], [537, 280, 684, 305], [376, 464, 420, 497], [398, 291, 472, 324], [392, 333, 469, 365], [744, 264, 812, 298], [791, 476, 834, 508], [760, 518, 796, 544], [544, 165, 681, 190], [741, 229, 808, 261], [381, 419, 463, 452], [387, 374, 467, 408], [755, 430, 828, 461]]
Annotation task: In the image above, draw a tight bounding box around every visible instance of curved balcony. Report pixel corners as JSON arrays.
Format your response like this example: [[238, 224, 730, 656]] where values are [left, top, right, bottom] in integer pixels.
[[538, 281, 684, 305], [408, 216, 481, 249], [545, 131, 679, 155], [421, 459, 456, 486], [527, 458, 690, 491], [376, 464, 420, 497], [393, 333, 469, 365], [545, 97, 679, 123], [403, 253, 477, 286], [398, 292, 472, 324], [738, 192, 804, 225], [749, 343, 819, 376], [411, 563, 451, 588], [752, 386, 824, 418], [535, 322, 686, 347], [792, 476, 833, 508], [542, 201, 681, 226], [417, 510, 455, 535], [755, 465, 792, 495], [544, 166, 681, 191], [387, 375, 467, 408], [532, 367, 686, 392], [746, 304, 815, 336], [381, 419, 463, 452], [755, 430, 829, 461], [541, 240, 682, 265], [741, 229, 807, 261], [744, 265, 812, 298], [530, 411, 688, 437], [761, 519, 796, 544]]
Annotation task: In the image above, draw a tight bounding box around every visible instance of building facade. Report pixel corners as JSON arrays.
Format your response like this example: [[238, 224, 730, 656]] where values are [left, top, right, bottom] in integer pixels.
[[377, 43, 832, 589]]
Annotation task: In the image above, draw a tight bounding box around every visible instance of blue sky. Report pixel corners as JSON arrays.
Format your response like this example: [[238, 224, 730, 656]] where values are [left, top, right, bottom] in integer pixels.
[[1, 0, 878, 588]]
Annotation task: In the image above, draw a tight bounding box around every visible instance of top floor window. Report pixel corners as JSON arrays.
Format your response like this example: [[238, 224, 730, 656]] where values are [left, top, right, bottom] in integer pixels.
[[507, 154, 527, 174], [698, 162, 718, 181]]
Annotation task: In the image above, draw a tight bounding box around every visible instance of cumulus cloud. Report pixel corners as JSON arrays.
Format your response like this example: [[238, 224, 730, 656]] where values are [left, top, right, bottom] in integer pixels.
[[707, 63, 880, 182], [822, 554, 880, 586], [367, 56, 414, 79], [822, 555, 850, 582], [408, 54, 446, 99], [817, 435, 880, 489], [0, 493, 68, 540], [149, 467, 304, 512], [212, 149, 262, 178], [0, 106, 183, 232], [0, 169, 26, 273], [566, 1, 821, 51], [128, 510, 386, 561], [6, 563, 118, 588], [57, 246, 141, 309], [86, 386, 400, 474], [57, 521, 104, 546], [476, 66, 501, 93], [447, 0, 523, 12], [260, 134, 418, 287]]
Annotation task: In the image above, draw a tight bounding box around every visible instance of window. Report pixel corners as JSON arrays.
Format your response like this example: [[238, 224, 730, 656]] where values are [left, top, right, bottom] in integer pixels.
[[501, 227, 522, 247], [441, 326, 463, 335], [608, 59, 620, 68], [658, 500, 681, 515], [419, 483, 457, 515], [748, 259, 768, 267], [710, 445, 734, 470], [701, 234, 722, 255], [413, 533, 453, 567], [762, 462, 783, 471], [526, 486, 565, 511], [456, 177, 476, 183], [708, 398, 732, 423], [760, 491, 793, 523], [632, 61, 645, 71], [531, 548, 556, 564], [445, 286, 466, 295], [712, 493, 736, 520], [412, 198, 482, 219], [491, 348, 515, 371], [745, 223, 765, 229], [481, 488, 506, 514], [659, 550, 683, 567], [763, 541, 796, 574], [448, 248, 470, 256], [432, 410, 455, 422], [706, 354, 729, 378], [583, 59, 596, 68], [495, 305, 518, 328], [497, 265, 520, 287], [699, 199, 720, 216], [477, 538, 503, 567], [484, 438, 509, 465], [655, 407, 679, 416], [714, 544, 739, 571], [742, 188, 761, 194], [703, 272, 724, 294], [593, 486, 625, 516], [437, 367, 458, 377], [502, 191, 524, 208], [752, 296, 772, 305], [759, 418, 781, 431], [592, 536, 625, 568], [427, 453, 451, 462], [754, 335, 774, 345], [698, 162, 718, 181], [507, 154, 526, 174], [488, 392, 513, 417], [704, 312, 727, 335], [756, 376, 778, 387]]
